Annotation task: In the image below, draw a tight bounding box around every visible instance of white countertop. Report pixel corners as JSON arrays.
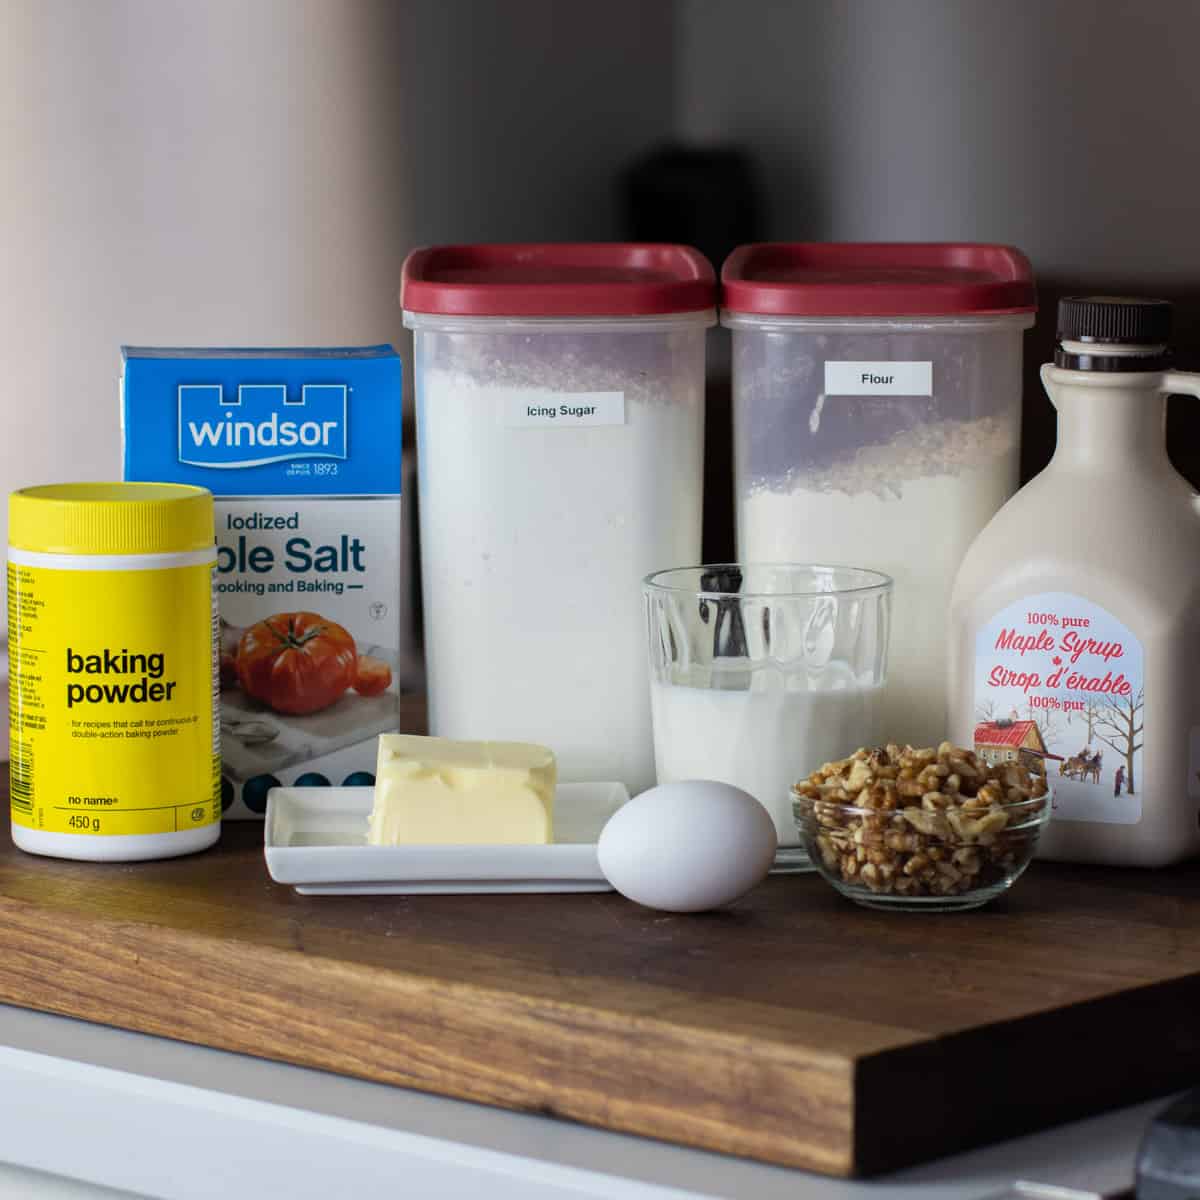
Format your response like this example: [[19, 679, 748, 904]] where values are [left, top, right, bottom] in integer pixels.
[[0, 1002, 1158, 1199]]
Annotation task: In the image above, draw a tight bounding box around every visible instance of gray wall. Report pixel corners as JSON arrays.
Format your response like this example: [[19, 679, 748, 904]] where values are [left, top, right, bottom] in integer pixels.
[[677, 0, 1200, 283], [676, 0, 1200, 491]]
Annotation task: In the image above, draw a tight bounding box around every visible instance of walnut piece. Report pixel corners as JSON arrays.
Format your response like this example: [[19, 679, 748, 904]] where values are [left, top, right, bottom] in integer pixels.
[[793, 741, 1048, 900]]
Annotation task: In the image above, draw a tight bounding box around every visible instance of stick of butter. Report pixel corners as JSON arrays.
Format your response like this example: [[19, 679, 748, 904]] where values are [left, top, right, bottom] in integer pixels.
[[367, 735, 556, 846]]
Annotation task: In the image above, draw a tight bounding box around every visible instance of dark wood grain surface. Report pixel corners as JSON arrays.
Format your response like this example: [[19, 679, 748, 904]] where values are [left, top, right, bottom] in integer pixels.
[[2, 749, 1199, 1176]]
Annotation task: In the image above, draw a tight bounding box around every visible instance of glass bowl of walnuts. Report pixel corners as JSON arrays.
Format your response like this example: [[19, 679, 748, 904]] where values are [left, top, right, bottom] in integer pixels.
[[792, 741, 1051, 912]]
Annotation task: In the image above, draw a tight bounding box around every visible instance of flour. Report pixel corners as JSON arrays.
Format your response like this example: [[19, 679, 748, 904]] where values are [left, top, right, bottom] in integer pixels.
[[417, 347, 704, 796], [739, 418, 1017, 746]]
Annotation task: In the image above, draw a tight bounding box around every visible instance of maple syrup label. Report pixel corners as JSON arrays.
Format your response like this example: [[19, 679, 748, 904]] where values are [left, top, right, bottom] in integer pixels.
[[973, 592, 1143, 824]]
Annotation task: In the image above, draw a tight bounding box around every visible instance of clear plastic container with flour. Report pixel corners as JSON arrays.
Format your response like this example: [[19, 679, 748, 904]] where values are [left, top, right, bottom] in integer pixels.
[[644, 564, 891, 870], [402, 244, 714, 795], [722, 244, 1036, 747]]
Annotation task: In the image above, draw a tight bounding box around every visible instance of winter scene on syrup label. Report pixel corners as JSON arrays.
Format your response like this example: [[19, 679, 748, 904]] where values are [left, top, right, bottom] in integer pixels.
[[974, 591, 1143, 825]]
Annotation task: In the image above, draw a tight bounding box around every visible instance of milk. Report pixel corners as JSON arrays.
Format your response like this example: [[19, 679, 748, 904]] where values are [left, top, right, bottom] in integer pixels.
[[650, 678, 882, 846]]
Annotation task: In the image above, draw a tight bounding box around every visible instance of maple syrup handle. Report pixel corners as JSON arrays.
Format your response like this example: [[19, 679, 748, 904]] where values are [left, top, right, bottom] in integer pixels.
[[1162, 371, 1200, 400], [1039, 362, 1063, 410]]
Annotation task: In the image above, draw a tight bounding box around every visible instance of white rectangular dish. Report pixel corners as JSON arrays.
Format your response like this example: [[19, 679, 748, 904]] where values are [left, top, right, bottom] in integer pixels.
[[263, 782, 629, 895]]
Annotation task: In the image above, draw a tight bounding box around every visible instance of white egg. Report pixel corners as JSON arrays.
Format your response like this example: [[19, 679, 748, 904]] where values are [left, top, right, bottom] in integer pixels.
[[597, 780, 777, 913]]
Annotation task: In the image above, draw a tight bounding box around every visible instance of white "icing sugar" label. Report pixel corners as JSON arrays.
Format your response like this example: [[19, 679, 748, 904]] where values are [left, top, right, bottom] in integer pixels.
[[500, 390, 625, 429], [823, 361, 933, 396]]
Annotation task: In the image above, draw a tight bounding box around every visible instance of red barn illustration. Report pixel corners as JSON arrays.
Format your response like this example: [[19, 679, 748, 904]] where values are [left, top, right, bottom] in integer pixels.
[[974, 718, 1049, 768]]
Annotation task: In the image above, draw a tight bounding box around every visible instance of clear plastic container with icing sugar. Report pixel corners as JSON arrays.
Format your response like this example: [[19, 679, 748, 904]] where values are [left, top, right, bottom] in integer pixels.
[[721, 243, 1037, 748], [402, 244, 714, 795], [950, 297, 1200, 867]]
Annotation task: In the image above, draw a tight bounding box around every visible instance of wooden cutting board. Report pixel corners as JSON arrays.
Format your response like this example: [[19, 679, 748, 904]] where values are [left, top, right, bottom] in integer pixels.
[[1, 766, 1199, 1177]]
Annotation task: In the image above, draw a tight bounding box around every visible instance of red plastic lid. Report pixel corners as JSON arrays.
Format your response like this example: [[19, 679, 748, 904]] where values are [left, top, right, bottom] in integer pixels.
[[721, 243, 1037, 318], [401, 243, 716, 318]]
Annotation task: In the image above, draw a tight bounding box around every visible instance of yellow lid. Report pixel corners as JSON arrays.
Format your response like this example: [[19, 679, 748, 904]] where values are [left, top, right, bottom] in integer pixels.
[[9, 483, 215, 556]]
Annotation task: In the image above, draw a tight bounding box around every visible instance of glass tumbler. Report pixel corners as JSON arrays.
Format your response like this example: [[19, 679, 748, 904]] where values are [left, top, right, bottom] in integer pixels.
[[644, 564, 892, 871]]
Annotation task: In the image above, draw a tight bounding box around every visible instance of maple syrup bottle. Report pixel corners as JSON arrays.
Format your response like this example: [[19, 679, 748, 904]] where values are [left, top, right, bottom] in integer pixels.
[[949, 298, 1200, 866]]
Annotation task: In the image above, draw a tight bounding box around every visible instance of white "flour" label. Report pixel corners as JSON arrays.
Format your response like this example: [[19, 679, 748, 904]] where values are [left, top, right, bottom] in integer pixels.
[[500, 391, 625, 429], [824, 361, 933, 396]]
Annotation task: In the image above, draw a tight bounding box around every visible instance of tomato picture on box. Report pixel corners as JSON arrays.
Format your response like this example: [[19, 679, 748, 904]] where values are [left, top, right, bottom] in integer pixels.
[[234, 612, 361, 714], [121, 346, 405, 817], [217, 611, 400, 793]]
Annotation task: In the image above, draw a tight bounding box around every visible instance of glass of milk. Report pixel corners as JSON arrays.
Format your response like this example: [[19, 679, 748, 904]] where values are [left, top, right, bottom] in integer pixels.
[[644, 564, 892, 871]]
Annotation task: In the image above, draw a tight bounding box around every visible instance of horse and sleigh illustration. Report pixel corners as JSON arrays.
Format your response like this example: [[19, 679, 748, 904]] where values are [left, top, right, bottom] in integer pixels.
[[1059, 748, 1103, 784]]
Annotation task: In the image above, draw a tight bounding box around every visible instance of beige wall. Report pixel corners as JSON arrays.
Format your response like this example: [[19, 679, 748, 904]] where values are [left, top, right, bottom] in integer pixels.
[[1, 2, 406, 512]]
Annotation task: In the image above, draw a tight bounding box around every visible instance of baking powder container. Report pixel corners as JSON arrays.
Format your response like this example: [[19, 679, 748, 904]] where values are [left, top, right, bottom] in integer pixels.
[[402, 244, 715, 794], [722, 243, 1035, 747], [8, 482, 219, 860]]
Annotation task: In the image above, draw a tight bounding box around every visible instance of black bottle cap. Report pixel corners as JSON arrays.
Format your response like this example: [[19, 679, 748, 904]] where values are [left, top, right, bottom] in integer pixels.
[[1057, 296, 1172, 345]]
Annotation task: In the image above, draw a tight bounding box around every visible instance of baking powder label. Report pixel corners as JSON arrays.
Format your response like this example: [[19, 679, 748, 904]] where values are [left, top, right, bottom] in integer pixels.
[[8, 558, 220, 837], [974, 592, 1144, 824], [499, 390, 626, 429], [823, 361, 932, 396]]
